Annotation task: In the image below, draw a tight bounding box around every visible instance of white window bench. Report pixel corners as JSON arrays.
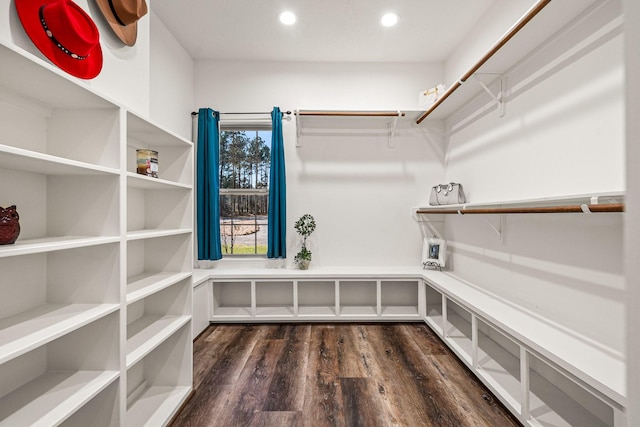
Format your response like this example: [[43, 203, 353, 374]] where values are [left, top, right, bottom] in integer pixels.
[[193, 266, 626, 427]]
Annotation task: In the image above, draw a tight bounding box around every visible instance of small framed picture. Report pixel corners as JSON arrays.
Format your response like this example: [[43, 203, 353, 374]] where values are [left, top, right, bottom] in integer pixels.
[[422, 237, 446, 270]]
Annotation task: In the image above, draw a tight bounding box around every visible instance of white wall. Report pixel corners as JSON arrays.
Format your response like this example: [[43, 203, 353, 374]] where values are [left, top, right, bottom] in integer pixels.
[[444, 0, 534, 84], [195, 61, 444, 266], [149, 11, 194, 140], [441, 0, 625, 353], [624, 0, 640, 424]]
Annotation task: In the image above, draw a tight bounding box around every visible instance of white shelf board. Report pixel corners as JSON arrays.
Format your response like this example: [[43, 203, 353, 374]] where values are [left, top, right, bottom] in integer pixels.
[[126, 385, 191, 427], [297, 306, 336, 317], [126, 315, 191, 369], [416, 191, 624, 213], [0, 41, 118, 110], [254, 307, 294, 317], [126, 229, 192, 241], [380, 306, 420, 317], [127, 272, 192, 305], [0, 369, 118, 427], [127, 111, 193, 148], [127, 172, 192, 190], [339, 306, 377, 317], [0, 144, 120, 176], [0, 236, 120, 258], [422, 270, 626, 406], [0, 303, 119, 365], [212, 307, 252, 318]]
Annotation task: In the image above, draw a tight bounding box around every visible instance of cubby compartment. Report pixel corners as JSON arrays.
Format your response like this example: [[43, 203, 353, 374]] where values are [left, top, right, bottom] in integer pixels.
[[126, 182, 192, 235], [126, 323, 192, 427], [126, 112, 193, 186], [0, 52, 120, 171], [477, 319, 521, 413], [380, 280, 419, 317], [444, 299, 473, 364], [126, 280, 191, 368], [527, 353, 613, 427], [297, 280, 336, 317], [255, 281, 294, 317], [126, 234, 192, 304], [0, 169, 119, 254], [0, 313, 119, 426], [212, 281, 252, 318], [0, 244, 120, 365], [424, 283, 444, 334], [339, 280, 377, 317], [60, 381, 119, 427]]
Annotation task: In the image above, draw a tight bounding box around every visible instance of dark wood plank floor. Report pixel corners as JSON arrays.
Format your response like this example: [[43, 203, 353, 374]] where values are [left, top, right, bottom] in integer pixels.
[[171, 323, 522, 427]]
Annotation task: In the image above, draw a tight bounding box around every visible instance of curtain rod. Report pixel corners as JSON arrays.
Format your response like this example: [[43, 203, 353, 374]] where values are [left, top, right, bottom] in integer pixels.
[[191, 111, 292, 116]]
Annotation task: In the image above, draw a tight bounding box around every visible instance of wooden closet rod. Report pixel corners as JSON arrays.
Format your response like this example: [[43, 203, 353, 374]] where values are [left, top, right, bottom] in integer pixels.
[[297, 111, 405, 117], [416, 0, 552, 124], [416, 203, 624, 215]]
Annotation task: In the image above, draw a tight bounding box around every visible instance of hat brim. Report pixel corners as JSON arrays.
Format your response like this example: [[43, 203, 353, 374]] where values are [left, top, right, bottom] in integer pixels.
[[15, 0, 103, 80], [94, 0, 138, 46]]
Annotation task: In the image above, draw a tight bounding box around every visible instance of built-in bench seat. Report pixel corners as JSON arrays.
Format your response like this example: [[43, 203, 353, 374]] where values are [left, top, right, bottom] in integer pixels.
[[192, 266, 626, 427]]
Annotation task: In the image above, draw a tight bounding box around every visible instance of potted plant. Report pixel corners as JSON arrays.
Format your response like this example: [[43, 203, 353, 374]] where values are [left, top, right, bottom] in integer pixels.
[[294, 213, 316, 270]]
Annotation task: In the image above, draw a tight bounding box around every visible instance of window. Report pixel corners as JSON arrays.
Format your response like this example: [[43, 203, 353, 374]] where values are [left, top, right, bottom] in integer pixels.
[[219, 128, 271, 255]]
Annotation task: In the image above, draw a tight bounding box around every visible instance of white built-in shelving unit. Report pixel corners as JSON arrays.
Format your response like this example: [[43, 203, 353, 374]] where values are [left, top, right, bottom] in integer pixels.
[[194, 268, 422, 323], [0, 40, 193, 426]]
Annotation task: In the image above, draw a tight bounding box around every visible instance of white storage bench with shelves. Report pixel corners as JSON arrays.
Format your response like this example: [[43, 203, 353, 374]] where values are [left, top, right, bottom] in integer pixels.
[[192, 267, 423, 324], [422, 269, 625, 427], [194, 263, 626, 426]]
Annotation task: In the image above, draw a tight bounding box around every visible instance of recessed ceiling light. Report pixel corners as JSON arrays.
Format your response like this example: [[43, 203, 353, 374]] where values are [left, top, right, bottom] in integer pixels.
[[380, 12, 399, 27], [279, 11, 296, 25]]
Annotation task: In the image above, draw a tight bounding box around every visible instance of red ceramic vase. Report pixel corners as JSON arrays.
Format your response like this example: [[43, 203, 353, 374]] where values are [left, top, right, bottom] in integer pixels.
[[0, 205, 20, 245]]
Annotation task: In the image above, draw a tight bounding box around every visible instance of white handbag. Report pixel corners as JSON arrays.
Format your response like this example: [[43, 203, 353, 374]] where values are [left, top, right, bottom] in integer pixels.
[[429, 183, 466, 205]]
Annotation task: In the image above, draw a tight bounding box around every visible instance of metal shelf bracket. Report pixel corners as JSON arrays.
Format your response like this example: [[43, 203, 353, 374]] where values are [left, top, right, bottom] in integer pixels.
[[471, 74, 506, 118]]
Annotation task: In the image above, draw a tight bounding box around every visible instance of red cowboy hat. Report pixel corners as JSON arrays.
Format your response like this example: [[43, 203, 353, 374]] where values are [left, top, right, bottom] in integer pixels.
[[94, 0, 147, 46], [15, 0, 103, 80]]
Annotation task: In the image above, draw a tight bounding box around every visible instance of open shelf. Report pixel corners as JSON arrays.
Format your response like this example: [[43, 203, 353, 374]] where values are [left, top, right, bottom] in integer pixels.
[[127, 272, 192, 305], [0, 303, 119, 365], [444, 300, 473, 364], [212, 281, 252, 318], [381, 280, 420, 318], [126, 280, 191, 368], [126, 324, 192, 427], [297, 280, 336, 317], [476, 321, 522, 414], [0, 236, 120, 259], [0, 312, 119, 426], [0, 144, 119, 177], [255, 281, 294, 317], [0, 370, 119, 427], [126, 314, 191, 369], [528, 353, 614, 427], [424, 284, 444, 335], [339, 280, 377, 317], [60, 380, 119, 427], [126, 386, 191, 427], [126, 112, 193, 187]]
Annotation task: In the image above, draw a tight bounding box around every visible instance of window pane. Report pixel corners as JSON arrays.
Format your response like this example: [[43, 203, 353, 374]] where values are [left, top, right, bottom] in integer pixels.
[[219, 129, 271, 256], [220, 194, 268, 255]]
